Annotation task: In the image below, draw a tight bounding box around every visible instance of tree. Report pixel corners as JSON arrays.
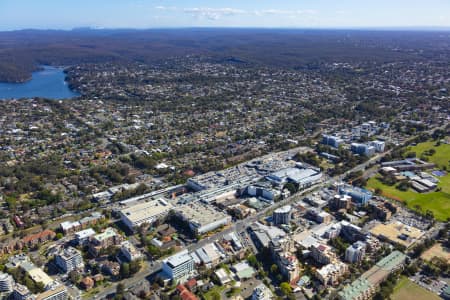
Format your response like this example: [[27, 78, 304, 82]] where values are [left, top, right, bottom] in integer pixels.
[[115, 283, 125, 300], [280, 282, 292, 296], [129, 259, 142, 274], [247, 254, 259, 268], [211, 291, 221, 300], [69, 270, 81, 284], [284, 182, 298, 195], [120, 262, 130, 279], [270, 264, 278, 274]]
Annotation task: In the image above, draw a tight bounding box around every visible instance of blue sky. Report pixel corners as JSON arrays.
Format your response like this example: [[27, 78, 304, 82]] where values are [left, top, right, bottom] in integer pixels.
[[1, 0, 450, 30]]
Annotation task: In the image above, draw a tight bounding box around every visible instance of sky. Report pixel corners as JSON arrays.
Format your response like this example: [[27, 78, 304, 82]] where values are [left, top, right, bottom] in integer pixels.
[[1, 0, 450, 31]]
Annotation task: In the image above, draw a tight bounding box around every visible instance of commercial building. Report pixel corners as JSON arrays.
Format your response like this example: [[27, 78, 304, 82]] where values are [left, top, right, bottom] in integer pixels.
[[194, 243, 224, 267], [7, 255, 53, 289], [272, 205, 292, 225], [0, 272, 13, 293], [54, 247, 84, 273], [162, 250, 195, 282], [36, 283, 68, 300], [252, 283, 274, 300], [266, 166, 322, 188], [119, 198, 173, 231], [245, 184, 280, 202], [345, 241, 366, 264], [174, 203, 231, 235], [27, 268, 54, 289]]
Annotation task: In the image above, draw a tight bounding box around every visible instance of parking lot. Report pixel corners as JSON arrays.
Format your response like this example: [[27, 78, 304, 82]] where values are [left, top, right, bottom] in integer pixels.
[[410, 273, 448, 296], [391, 208, 431, 230]]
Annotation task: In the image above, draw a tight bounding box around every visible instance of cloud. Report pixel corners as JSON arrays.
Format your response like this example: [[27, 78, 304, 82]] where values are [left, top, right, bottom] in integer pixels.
[[254, 9, 317, 16], [155, 6, 177, 11], [184, 7, 246, 20]]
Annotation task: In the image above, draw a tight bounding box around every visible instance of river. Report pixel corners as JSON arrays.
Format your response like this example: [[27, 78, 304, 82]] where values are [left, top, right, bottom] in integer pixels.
[[0, 66, 79, 100]]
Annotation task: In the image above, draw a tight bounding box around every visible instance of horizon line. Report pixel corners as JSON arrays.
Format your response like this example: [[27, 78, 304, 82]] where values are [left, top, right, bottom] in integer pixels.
[[2, 25, 450, 33]]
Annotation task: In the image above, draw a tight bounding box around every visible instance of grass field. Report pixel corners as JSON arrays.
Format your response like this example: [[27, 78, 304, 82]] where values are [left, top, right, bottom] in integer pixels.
[[421, 243, 450, 263], [366, 140, 450, 221], [366, 176, 450, 221], [406, 141, 450, 169], [391, 276, 441, 300]]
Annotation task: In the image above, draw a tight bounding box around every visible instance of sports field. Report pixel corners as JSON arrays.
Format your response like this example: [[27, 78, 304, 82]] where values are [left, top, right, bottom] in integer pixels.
[[366, 140, 450, 221], [421, 243, 450, 263], [391, 276, 441, 300]]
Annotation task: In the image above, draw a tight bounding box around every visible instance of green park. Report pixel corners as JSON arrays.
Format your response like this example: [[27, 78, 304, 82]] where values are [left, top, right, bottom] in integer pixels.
[[366, 140, 450, 221]]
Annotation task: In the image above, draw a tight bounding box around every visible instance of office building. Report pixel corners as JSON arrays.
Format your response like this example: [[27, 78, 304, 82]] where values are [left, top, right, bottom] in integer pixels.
[[162, 250, 195, 282]]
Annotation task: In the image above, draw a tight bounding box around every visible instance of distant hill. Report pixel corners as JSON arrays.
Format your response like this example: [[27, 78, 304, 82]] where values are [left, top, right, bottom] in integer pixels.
[[0, 28, 449, 82]]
